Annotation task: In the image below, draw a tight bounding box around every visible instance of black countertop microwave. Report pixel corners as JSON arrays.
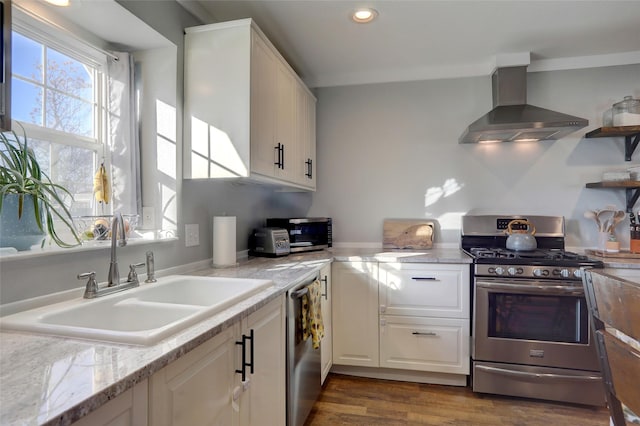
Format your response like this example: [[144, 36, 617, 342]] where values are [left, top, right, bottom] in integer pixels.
[[265, 217, 332, 253]]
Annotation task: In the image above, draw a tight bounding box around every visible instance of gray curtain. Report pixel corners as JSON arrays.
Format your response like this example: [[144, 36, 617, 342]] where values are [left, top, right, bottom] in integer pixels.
[[107, 52, 140, 216]]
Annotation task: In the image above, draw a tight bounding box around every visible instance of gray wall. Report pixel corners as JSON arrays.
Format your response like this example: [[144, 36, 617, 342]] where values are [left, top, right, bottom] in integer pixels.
[[308, 64, 640, 249]]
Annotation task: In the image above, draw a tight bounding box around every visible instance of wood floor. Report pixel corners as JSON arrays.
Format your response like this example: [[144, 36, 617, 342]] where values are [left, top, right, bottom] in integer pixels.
[[305, 374, 610, 425]]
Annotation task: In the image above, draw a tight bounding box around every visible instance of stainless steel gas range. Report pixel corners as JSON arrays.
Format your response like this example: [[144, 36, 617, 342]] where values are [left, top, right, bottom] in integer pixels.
[[462, 214, 605, 406]]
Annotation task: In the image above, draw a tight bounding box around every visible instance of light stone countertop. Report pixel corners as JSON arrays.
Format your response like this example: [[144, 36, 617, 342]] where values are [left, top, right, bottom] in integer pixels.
[[0, 247, 470, 426]]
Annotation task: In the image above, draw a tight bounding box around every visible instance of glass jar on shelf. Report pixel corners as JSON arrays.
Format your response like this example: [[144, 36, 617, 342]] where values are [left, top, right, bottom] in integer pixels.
[[612, 95, 640, 127]]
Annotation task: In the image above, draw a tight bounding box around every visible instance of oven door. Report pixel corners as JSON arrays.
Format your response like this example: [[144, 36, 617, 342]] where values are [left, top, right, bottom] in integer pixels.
[[474, 278, 599, 371]]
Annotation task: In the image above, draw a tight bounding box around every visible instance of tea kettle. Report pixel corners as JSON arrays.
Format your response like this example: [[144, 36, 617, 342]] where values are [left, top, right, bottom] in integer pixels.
[[505, 219, 537, 251]]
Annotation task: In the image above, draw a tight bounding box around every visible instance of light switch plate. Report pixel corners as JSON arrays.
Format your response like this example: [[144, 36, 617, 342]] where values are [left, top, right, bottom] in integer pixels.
[[185, 224, 200, 247], [142, 207, 155, 229]]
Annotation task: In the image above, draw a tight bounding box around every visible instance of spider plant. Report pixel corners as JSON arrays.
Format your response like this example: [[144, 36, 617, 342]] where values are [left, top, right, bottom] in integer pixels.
[[0, 125, 81, 248]]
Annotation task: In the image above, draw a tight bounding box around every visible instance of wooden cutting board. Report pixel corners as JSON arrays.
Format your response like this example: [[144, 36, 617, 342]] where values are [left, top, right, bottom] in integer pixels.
[[383, 219, 434, 250]]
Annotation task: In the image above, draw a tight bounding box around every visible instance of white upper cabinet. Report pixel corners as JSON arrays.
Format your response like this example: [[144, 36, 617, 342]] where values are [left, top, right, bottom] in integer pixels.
[[297, 83, 317, 188], [184, 19, 317, 190]]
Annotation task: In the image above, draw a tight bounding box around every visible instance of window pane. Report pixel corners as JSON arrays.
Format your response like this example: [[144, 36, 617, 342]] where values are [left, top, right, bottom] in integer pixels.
[[12, 31, 43, 82], [46, 48, 93, 101], [30, 138, 96, 217], [11, 78, 43, 125], [45, 91, 93, 137]]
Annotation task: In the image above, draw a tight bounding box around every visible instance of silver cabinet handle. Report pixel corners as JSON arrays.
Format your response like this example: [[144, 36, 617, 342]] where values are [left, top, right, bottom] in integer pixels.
[[412, 331, 438, 336], [412, 277, 439, 281], [321, 275, 328, 300], [476, 281, 584, 295], [475, 365, 601, 382]]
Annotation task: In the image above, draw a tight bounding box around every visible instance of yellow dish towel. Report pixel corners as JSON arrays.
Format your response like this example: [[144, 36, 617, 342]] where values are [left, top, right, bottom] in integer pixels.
[[301, 279, 324, 349]]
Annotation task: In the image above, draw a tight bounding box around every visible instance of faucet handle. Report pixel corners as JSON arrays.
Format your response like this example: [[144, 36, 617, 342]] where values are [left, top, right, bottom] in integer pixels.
[[127, 262, 145, 283], [78, 271, 98, 299]]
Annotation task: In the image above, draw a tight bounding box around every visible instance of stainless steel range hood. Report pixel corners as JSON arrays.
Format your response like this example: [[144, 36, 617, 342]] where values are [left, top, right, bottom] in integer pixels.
[[459, 66, 588, 144]]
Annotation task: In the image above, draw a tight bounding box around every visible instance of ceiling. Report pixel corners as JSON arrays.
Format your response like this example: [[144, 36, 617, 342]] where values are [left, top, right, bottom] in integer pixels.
[[179, 0, 640, 88], [17, 0, 173, 51]]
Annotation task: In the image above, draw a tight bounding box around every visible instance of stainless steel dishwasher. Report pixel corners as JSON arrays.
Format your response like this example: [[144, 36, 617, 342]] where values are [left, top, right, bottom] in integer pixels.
[[286, 274, 322, 426]]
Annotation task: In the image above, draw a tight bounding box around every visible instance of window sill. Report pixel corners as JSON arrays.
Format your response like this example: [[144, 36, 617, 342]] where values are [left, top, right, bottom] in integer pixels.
[[0, 231, 178, 262]]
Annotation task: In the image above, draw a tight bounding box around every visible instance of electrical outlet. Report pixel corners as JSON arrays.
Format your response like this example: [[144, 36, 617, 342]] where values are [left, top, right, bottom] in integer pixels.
[[185, 224, 200, 247], [142, 207, 155, 229]]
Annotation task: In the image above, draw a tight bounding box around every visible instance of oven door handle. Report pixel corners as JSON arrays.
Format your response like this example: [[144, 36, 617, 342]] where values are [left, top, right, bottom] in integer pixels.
[[475, 281, 584, 295], [475, 365, 601, 383]]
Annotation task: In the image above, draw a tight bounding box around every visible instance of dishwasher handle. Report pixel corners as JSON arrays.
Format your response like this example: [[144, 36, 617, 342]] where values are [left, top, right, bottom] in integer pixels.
[[289, 274, 319, 299], [290, 287, 309, 299]]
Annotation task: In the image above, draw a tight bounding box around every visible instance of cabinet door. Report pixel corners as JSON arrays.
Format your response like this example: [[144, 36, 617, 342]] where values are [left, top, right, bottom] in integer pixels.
[[274, 61, 297, 183], [72, 380, 148, 426], [250, 31, 278, 178], [296, 83, 317, 189], [380, 315, 470, 374], [149, 326, 237, 426], [332, 262, 379, 367], [320, 264, 332, 384], [240, 296, 286, 425], [379, 263, 470, 319]]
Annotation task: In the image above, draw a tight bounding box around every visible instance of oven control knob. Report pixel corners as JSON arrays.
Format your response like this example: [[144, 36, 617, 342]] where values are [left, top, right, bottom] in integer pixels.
[[533, 268, 548, 277], [556, 268, 571, 278], [573, 269, 583, 279], [494, 267, 504, 275], [507, 267, 521, 276]]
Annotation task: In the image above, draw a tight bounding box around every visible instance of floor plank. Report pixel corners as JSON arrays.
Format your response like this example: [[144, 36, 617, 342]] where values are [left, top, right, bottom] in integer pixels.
[[305, 374, 610, 425]]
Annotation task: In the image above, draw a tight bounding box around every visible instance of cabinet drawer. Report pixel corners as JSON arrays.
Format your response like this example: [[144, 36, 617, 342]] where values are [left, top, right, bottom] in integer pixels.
[[379, 263, 470, 318], [380, 315, 470, 374]]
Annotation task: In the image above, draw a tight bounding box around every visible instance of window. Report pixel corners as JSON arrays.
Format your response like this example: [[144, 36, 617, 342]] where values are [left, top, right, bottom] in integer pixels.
[[11, 10, 114, 218]]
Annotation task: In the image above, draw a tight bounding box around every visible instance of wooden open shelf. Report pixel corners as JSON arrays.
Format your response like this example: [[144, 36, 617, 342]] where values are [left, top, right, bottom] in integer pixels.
[[586, 181, 640, 213], [585, 126, 640, 161]]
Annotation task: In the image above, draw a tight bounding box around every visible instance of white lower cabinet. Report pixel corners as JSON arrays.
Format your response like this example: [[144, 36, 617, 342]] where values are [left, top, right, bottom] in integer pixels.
[[72, 380, 148, 426], [319, 264, 332, 384], [332, 261, 379, 367], [379, 262, 470, 376], [380, 316, 470, 374], [332, 261, 471, 380], [379, 263, 470, 318], [149, 325, 237, 426], [239, 296, 287, 425], [148, 295, 285, 426]]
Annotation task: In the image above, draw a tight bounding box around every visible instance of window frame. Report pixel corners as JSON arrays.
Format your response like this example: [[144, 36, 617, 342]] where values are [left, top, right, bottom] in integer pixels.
[[11, 8, 111, 215]]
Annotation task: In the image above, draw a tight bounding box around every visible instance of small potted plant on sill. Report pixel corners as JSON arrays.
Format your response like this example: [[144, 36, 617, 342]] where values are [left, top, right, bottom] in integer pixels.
[[0, 125, 81, 251]]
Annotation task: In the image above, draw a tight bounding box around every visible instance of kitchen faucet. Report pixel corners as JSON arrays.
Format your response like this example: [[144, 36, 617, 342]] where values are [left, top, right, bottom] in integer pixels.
[[108, 212, 127, 287], [78, 212, 145, 299]]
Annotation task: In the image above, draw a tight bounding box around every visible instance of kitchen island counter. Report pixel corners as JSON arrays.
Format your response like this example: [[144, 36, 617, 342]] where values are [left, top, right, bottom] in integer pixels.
[[0, 247, 470, 425]]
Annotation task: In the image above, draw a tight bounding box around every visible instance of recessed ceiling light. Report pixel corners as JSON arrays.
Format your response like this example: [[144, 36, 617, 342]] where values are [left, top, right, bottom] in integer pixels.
[[44, 0, 71, 6], [351, 8, 378, 23]]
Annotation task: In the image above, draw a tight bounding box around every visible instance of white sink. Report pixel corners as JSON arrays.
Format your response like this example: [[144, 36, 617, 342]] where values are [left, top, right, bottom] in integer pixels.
[[0, 275, 273, 345]]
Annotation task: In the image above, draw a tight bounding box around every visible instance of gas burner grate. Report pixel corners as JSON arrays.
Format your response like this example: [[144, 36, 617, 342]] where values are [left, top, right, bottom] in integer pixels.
[[469, 248, 590, 262]]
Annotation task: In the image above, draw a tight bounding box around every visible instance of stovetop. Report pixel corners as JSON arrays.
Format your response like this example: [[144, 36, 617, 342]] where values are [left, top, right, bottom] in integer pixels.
[[461, 214, 604, 279], [466, 247, 596, 266]]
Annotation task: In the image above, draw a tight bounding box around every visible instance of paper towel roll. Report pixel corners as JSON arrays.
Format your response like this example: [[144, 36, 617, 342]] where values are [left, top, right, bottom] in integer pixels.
[[213, 216, 237, 267]]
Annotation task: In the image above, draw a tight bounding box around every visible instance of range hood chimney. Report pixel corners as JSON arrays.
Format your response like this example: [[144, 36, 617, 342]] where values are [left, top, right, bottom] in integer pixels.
[[459, 66, 588, 144]]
